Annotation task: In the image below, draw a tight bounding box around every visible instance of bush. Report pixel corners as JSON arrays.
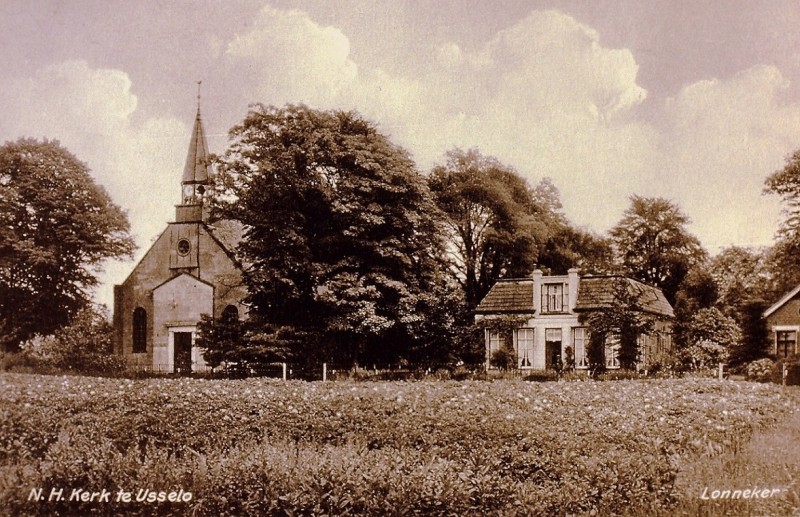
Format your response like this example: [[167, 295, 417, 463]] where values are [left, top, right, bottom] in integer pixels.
[[522, 369, 560, 382], [489, 346, 517, 371], [770, 354, 800, 385], [15, 306, 125, 376], [2, 375, 798, 516], [598, 369, 642, 381], [745, 358, 775, 382], [0, 350, 57, 374]]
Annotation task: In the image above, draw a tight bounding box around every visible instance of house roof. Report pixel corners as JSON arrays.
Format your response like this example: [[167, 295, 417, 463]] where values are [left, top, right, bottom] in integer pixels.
[[474, 279, 535, 314], [474, 274, 674, 317], [573, 276, 674, 318], [763, 283, 800, 318]]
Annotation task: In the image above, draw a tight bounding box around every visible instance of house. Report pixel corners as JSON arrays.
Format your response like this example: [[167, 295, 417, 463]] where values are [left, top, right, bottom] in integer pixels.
[[474, 269, 674, 371], [112, 107, 247, 373], [762, 284, 800, 358]]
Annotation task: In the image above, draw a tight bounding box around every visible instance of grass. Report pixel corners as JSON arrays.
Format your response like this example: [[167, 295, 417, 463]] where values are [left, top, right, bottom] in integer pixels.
[[666, 396, 800, 516], [1, 374, 799, 516]]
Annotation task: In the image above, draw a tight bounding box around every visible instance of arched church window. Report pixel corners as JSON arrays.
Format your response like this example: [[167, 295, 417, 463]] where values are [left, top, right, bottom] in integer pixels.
[[132, 307, 147, 353], [222, 305, 239, 323]]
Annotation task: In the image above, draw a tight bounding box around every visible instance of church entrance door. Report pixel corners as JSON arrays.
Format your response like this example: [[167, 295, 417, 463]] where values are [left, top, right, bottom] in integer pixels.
[[174, 332, 193, 374]]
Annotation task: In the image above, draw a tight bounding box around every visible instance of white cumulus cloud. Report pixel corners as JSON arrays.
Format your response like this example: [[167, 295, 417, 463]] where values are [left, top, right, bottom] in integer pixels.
[[0, 60, 189, 307]]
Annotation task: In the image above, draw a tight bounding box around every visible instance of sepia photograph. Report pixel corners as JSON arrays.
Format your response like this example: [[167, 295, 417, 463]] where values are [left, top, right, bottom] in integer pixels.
[[1, 1, 799, 515]]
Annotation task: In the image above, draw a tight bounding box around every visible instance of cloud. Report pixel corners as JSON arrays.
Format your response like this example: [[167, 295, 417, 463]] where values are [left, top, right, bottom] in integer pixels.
[[653, 65, 800, 247], [219, 8, 656, 231], [0, 60, 189, 306], [225, 6, 359, 107], [219, 7, 800, 249]]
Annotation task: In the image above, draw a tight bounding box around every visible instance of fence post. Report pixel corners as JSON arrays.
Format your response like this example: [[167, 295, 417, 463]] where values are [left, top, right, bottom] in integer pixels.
[[718, 363, 724, 381], [282, 362, 287, 381], [323, 362, 327, 382], [783, 363, 788, 387]]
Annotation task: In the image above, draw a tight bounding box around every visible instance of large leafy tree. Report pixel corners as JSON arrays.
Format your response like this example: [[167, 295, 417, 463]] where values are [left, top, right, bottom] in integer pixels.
[[609, 195, 706, 304], [428, 149, 546, 310], [764, 151, 800, 295], [0, 139, 135, 351], [529, 177, 615, 275], [213, 104, 456, 369], [709, 246, 771, 317], [671, 265, 719, 351], [679, 307, 740, 369]]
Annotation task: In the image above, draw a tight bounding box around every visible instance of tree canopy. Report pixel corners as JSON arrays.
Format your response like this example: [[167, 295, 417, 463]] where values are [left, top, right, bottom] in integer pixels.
[[609, 195, 706, 304], [212, 104, 457, 369], [428, 148, 546, 310], [0, 139, 135, 351], [763, 150, 800, 295]]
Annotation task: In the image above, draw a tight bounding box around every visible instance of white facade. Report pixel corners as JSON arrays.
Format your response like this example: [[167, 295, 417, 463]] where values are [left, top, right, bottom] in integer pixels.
[[478, 269, 674, 371]]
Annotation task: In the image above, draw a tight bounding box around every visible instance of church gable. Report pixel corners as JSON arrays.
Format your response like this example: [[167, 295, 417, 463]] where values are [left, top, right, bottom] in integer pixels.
[[152, 273, 214, 326]]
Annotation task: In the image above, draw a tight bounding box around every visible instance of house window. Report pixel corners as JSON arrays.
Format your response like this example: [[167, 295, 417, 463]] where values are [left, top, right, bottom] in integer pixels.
[[573, 327, 587, 368], [777, 331, 796, 358], [517, 328, 534, 368], [605, 336, 620, 369], [488, 331, 502, 357], [132, 307, 147, 353], [541, 283, 568, 313], [222, 304, 239, 322]]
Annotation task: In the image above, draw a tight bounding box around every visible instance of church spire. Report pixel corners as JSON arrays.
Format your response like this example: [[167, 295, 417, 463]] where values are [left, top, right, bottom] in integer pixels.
[[182, 84, 210, 186], [177, 84, 211, 223]]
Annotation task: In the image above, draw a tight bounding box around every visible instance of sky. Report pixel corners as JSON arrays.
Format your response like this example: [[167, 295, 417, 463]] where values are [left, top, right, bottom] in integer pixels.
[[3, 0, 800, 308]]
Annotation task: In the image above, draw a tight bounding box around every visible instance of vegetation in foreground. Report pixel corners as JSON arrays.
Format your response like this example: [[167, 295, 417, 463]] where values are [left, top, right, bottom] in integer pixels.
[[1, 373, 798, 516]]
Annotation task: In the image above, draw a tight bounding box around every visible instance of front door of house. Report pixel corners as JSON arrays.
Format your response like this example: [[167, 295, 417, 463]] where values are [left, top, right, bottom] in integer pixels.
[[174, 332, 193, 374], [545, 328, 562, 370]]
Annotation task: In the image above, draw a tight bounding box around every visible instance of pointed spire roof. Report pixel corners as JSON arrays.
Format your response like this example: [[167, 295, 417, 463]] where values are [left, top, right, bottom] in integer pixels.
[[182, 107, 210, 184]]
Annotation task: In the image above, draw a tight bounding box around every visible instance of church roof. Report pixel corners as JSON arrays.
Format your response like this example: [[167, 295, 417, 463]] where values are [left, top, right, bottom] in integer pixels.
[[205, 219, 244, 258], [182, 109, 211, 184]]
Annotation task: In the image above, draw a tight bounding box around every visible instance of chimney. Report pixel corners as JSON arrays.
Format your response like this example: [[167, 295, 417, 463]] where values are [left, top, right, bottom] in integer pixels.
[[532, 269, 543, 313], [568, 268, 580, 312]]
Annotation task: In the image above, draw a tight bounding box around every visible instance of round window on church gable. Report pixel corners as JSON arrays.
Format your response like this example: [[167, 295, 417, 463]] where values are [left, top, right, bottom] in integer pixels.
[[177, 239, 191, 256]]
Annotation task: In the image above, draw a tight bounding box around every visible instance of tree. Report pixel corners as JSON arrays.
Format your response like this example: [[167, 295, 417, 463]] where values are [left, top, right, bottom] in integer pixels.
[[579, 278, 655, 372], [709, 246, 771, 320], [537, 224, 615, 275], [609, 195, 706, 304], [679, 307, 740, 369], [0, 139, 135, 351], [729, 298, 771, 367], [428, 149, 546, 310], [764, 150, 800, 295], [212, 104, 456, 369], [196, 311, 293, 375], [20, 305, 125, 374], [671, 265, 719, 350], [531, 178, 615, 275], [765, 149, 800, 239]]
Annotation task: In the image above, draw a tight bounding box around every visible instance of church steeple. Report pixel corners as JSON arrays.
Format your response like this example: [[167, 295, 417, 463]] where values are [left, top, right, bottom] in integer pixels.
[[176, 85, 211, 223]]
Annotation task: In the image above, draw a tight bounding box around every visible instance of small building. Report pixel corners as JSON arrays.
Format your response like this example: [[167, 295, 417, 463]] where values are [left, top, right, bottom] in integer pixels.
[[762, 284, 800, 358], [112, 108, 247, 373], [475, 269, 674, 371]]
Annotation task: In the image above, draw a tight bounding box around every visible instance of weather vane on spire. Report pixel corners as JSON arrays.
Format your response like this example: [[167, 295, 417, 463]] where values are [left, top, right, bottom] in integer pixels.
[[196, 80, 202, 111]]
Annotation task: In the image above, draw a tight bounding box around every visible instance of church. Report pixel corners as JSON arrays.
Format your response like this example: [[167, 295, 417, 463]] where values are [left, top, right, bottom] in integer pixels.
[[112, 107, 247, 373]]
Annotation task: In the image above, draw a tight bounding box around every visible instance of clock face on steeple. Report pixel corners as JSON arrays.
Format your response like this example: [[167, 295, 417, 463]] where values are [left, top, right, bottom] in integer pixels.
[[183, 185, 193, 197]]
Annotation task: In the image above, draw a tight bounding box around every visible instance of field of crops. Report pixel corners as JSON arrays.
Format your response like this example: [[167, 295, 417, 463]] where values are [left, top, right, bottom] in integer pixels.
[[1, 373, 798, 516]]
